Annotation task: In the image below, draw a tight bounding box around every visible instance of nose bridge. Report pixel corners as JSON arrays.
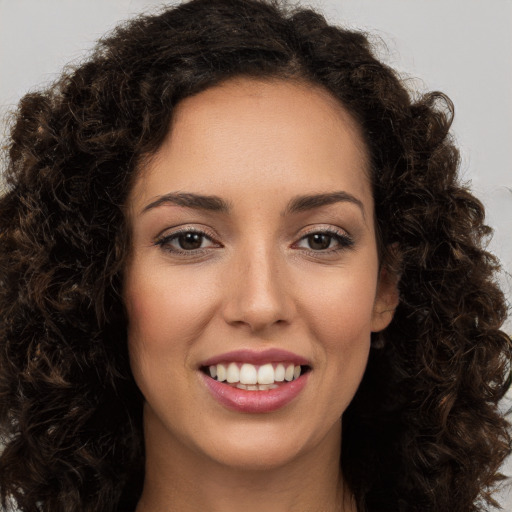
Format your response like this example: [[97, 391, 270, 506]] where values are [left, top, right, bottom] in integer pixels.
[[223, 237, 292, 331]]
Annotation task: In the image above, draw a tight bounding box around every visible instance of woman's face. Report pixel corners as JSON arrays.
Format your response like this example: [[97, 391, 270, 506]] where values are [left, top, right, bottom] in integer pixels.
[[124, 78, 397, 471]]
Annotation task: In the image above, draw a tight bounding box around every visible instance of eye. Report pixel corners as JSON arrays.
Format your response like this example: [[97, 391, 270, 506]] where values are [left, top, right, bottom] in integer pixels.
[[155, 229, 219, 253], [295, 229, 354, 252]]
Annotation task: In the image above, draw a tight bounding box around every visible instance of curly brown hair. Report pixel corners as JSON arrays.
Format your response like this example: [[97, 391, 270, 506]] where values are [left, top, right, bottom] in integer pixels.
[[0, 0, 510, 511]]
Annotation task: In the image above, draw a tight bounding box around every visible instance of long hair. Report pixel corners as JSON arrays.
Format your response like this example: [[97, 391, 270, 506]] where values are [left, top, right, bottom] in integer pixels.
[[0, 1, 510, 510]]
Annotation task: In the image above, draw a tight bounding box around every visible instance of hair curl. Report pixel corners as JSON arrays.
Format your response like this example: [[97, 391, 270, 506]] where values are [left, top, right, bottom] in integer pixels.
[[0, 1, 510, 511]]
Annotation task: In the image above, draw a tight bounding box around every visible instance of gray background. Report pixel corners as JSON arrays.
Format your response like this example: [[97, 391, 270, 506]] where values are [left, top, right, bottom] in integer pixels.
[[1, 0, 511, 508]]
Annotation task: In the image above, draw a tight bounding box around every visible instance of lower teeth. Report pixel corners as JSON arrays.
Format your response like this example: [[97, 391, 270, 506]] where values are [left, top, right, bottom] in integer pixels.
[[231, 383, 279, 391]]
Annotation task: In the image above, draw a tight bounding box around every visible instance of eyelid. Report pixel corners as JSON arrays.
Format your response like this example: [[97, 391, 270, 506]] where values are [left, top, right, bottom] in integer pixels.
[[154, 225, 222, 254], [153, 224, 354, 256], [292, 225, 354, 252], [155, 225, 216, 240], [298, 224, 350, 237]]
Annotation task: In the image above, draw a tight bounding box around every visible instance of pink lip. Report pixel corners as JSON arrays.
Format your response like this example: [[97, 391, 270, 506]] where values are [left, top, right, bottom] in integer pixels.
[[200, 371, 310, 413], [200, 348, 311, 367]]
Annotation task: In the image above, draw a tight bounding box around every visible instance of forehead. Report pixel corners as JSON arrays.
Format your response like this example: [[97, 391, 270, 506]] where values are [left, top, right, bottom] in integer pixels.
[[131, 78, 372, 213]]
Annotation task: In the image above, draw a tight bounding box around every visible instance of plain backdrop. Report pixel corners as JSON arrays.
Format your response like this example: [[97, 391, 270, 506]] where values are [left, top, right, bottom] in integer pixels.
[[1, 0, 511, 509]]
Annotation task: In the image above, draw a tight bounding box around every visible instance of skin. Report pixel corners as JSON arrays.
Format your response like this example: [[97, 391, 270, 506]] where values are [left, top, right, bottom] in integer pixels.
[[124, 77, 399, 512]]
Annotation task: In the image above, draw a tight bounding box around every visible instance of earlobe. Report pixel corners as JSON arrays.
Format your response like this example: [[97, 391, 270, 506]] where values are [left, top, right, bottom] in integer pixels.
[[371, 265, 400, 333]]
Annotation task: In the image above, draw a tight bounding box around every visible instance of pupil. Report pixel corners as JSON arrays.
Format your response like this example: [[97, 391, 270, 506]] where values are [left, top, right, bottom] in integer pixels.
[[179, 232, 203, 250], [308, 233, 331, 250]]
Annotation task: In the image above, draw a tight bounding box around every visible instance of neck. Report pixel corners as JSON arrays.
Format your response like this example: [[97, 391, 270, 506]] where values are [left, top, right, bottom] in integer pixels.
[[135, 408, 355, 512]]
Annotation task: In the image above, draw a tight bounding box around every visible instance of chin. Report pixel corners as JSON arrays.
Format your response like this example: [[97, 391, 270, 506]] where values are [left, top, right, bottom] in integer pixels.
[[205, 437, 305, 471], [195, 415, 340, 472]]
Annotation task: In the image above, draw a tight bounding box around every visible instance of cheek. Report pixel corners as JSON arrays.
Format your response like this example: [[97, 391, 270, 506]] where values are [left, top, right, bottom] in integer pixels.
[[297, 263, 377, 378], [124, 262, 218, 374], [291, 265, 376, 417], [301, 266, 378, 341]]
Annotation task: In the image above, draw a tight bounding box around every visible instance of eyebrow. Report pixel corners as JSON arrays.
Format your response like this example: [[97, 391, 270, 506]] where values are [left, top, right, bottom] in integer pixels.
[[141, 190, 365, 218], [142, 192, 231, 213], [284, 191, 365, 218]]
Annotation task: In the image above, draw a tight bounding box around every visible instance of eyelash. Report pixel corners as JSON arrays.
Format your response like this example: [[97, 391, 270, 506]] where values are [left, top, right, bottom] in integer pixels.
[[294, 227, 354, 254], [154, 227, 354, 256], [155, 227, 220, 256]]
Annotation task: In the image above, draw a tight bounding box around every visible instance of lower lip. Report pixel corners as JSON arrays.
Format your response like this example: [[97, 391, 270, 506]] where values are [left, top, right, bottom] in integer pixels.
[[200, 372, 310, 413]]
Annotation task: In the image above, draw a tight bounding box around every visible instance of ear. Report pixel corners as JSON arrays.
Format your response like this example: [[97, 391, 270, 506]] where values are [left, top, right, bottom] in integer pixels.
[[371, 264, 400, 333]]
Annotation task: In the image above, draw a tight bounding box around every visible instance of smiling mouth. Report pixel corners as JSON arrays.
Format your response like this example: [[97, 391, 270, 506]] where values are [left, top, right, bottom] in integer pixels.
[[200, 362, 311, 390]]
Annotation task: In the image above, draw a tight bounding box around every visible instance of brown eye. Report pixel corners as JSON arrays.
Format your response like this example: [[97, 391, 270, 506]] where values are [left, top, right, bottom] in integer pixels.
[[307, 233, 333, 250], [156, 230, 219, 253], [295, 229, 354, 252], [177, 232, 205, 250]]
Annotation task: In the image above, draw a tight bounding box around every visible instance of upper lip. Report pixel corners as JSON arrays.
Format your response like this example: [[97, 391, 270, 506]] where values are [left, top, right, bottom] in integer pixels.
[[200, 348, 311, 367]]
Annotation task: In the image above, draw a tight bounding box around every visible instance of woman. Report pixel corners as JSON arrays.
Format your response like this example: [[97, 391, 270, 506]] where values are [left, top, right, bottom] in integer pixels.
[[0, 0, 510, 511]]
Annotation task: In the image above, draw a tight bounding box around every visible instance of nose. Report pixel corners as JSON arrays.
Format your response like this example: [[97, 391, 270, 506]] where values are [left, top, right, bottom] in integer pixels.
[[222, 244, 294, 333]]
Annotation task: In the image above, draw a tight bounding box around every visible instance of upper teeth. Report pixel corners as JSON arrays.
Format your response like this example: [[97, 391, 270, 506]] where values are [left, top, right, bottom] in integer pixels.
[[209, 362, 302, 384]]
